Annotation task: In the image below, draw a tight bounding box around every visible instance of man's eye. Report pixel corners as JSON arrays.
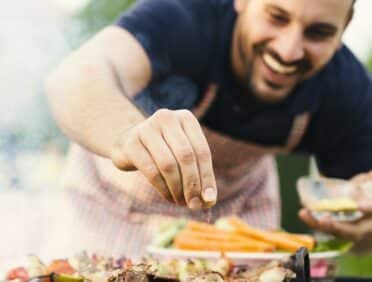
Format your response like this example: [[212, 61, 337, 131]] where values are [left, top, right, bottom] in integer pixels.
[[305, 28, 335, 41], [269, 13, 288, 25]]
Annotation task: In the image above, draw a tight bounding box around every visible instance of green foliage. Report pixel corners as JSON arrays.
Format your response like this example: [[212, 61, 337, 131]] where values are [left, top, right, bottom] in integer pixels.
[[62, 0, 136, 49], [276, 155, 310, 233], [151, 219, 186, 248], [337, 254, 372, 277], [76, 0, 135, 38], [367, 53, 372, 72]]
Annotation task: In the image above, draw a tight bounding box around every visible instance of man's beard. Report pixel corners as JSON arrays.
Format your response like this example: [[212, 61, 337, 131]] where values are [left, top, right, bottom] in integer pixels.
[[237, 34, 312, 102]]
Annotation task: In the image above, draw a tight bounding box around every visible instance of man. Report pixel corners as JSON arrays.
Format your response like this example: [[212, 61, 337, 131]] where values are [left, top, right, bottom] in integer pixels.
[[45, 0, 372, 256]]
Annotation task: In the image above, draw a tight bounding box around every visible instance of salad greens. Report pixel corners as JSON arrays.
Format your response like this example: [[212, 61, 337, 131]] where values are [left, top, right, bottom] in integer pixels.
[[151, 219, 186, 248], [214, 218, 234, 231], [313, 239, 353, 253]]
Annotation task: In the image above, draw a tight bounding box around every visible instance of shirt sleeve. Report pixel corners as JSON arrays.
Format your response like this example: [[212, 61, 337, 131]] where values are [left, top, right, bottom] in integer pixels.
[[115, 0, 214, 81], [303, 47, 372, 179]]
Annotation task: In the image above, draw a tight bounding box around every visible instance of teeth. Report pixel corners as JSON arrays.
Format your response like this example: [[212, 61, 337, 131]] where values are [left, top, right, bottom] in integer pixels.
[[262, 53, 297, 75]]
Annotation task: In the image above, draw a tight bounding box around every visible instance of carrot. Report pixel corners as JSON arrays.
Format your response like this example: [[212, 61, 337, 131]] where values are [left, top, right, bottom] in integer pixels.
[[228, 217, 271, 240], [179, 229, 275, 251], [174, 233, 270, 252], [228, 217, 304, 253], [273, 232, 315, 251], [182, 229, 237, 241], [186, 221, 230, 234]]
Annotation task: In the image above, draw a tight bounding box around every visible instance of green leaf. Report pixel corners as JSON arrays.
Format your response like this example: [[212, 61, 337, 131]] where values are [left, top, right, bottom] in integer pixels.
[[313, 239, 354, 253], [214, 217, 234, 231], [151, 219, 186, 248]]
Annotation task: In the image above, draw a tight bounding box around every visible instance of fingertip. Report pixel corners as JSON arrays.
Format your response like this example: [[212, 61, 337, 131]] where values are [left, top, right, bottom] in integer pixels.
[[299, 209, 321, 230], [203, 200, 216, 209], [189, 197, 203, 210], [202, 187, 217, 203]]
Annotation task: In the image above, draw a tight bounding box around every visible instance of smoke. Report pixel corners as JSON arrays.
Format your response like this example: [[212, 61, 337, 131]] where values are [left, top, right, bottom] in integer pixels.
[[0, 0, 84, 149]]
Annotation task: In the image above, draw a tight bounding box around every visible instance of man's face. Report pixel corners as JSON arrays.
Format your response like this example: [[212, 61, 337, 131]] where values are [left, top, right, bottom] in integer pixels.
[[233, 0, 353, 103]]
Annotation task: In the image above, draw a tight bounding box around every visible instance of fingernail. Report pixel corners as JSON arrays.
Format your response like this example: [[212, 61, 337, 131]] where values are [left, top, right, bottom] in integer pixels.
[[189, 197, 202, 210], [202, 187, 217, 202]]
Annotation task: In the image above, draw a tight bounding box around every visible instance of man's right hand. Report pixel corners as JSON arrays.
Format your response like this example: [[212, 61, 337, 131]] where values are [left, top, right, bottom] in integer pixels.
[[111, 108, 217, 210]]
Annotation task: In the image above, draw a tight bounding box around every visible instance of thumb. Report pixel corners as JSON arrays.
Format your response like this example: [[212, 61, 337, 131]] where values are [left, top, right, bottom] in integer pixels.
[[112, 154, 136, 171], [111, 129, 137, 171]]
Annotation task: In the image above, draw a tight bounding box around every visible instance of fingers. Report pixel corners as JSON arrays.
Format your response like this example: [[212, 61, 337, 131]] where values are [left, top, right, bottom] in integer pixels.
[[351, 172, 372, 204], [299, 209, 362, 241], [347, 172, 372, 217], [138, 121, 184, 205], [114, 108, 216, 209], [111, 130, 137, 171], [326, 220, 362, 241], [351, 171, 372, 186], [157, 110, 203, 209], [126, 134, 173, 202], [176, 110, 217, 207], [350, 173, 372, 214], [298, 209, 319, 229]]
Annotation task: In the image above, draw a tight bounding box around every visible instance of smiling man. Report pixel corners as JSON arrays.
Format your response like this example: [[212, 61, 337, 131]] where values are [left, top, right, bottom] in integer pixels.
[[46, 0, 372, 256], [232, 0, 352, 102]]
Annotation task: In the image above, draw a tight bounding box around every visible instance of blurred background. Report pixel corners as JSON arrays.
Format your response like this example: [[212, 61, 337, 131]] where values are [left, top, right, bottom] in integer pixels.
[[0, 0, 372, 276]]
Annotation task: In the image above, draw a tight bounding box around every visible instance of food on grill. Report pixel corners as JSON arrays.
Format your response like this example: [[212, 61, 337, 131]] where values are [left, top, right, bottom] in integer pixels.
[[4, 252, 124, 282], [4, 252, 297, 282], [231, 261, 295, 282]]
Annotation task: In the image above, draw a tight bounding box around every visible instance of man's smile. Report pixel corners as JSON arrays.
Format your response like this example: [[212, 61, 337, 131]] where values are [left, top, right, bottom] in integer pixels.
[[262, 52, 298, 75]]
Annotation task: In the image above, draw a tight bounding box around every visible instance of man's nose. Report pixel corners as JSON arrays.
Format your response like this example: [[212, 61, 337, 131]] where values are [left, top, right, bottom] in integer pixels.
[[272, 26, 305, 64]]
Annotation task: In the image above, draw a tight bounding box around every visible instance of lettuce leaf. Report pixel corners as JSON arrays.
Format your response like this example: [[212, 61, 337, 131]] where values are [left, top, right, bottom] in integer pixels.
[[214, 217, 235, 231], [151, 219, 186, 248], [313, 239, 353, 253]]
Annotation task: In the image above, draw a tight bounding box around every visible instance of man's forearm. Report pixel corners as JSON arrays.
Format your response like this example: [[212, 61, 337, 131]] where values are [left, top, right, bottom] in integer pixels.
[[45, 52, 145, 159]]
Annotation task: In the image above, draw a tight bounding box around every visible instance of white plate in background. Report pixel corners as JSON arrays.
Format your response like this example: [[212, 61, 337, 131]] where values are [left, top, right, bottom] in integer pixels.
[[147, 246, 340, 265]]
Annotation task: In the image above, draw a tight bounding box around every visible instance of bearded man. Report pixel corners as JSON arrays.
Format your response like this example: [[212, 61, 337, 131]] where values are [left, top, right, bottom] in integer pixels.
[[45, 0, 372, 256]]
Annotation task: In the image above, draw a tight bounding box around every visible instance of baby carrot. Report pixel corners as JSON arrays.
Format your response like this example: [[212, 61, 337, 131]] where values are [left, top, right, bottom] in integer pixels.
[[179, 229, 275, 251], [174, 233, 271, 252], [228, 217, 304, 252]]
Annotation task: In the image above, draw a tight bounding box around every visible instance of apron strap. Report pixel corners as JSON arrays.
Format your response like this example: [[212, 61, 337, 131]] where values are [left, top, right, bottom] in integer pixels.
[[193, 83, 311, 153], [283, 112, 311, 153], [192, 83, 218, 119]]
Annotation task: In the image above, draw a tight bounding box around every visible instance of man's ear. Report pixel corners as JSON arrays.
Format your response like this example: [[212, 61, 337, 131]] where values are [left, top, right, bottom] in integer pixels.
[[345, 6, 354, 29], [338, 7, 354, 50], [234, 0, 248, 13]]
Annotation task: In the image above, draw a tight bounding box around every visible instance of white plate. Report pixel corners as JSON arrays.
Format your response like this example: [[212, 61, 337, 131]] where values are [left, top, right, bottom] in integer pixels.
[[147, 246, 340, 265]]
